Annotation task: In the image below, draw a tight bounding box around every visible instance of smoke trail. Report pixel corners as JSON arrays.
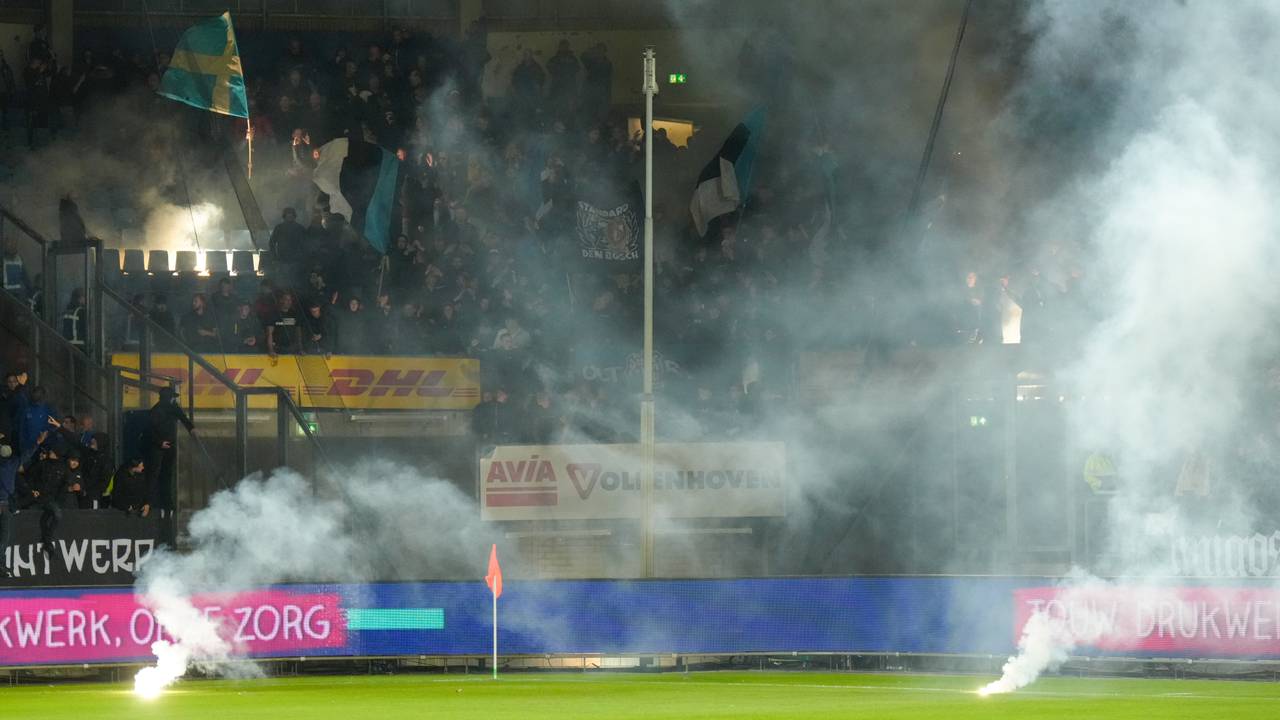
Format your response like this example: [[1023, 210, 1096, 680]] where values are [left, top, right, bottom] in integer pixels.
[[131, 463, 497, 696], [977, 611, 1072, 696], [978, 573, 1115, 696]]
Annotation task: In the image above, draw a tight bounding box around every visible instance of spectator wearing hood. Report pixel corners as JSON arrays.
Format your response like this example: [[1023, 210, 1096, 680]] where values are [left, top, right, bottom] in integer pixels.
[[18, 434, 66, 560], [145, 386, 193, 522], [51, 416, 111, 509]]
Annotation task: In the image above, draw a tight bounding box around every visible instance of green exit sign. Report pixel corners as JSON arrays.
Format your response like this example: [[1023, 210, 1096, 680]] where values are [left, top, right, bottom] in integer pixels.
[[668, 73, 687, 84]]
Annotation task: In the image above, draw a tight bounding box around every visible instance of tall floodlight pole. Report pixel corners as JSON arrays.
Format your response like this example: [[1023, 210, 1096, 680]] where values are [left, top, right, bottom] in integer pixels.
[[640, 47, 659, 578]]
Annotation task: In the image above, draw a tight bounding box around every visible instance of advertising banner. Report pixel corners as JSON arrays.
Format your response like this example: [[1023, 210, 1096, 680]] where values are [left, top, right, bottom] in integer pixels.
[[1, 510, 158, 587], [111, 353, 480, 411], [479, 442, 786, 521], [3, 577, 1279, 667], [1169, 532, 1280, 577], [571, 344, 686, 390], [1014, 585, 1280, 658]]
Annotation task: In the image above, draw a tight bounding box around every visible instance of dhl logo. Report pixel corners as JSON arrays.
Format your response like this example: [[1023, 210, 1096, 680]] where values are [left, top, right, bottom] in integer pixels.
[[151, 367, 479, 398], [112, 354, 481, 410]]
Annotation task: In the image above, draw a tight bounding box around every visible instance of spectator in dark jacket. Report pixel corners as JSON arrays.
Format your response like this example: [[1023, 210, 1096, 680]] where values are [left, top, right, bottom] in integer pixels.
[[51, 417, 111, 509], [180, 293, 220, 352], [144, 386, 193, 518], [111, 457, 149, 517], [301, 299, 336, 355], [19, 436, 66, 559], [335, 296, 370, 354], [232, 302, 264, 352], [269, 207, 307, 288]]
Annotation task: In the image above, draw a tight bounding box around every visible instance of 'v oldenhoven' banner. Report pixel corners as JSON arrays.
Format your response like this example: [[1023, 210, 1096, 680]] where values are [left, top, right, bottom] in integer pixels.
[[479, 442, 786, 521], [112, 353, 480, 410]]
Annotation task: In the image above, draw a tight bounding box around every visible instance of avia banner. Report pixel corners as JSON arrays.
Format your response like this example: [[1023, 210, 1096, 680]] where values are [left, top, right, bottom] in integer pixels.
[[1, 510, 158, 587], [4, 578, 1280, 667], [111, 353, 480, 411], [479, 442, 786, 521]]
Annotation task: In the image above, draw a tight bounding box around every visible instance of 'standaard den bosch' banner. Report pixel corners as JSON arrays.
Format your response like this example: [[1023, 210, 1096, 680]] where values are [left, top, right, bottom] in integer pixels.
[[112, 353, 480, 410], [479, 442, 786, 521]]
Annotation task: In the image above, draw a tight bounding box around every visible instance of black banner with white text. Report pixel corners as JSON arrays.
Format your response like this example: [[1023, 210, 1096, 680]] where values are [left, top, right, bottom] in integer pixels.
[[2, 510, 158, 587]]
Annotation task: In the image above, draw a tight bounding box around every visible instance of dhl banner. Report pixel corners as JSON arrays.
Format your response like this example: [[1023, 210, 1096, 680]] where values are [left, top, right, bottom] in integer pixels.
[[479, 442, 786, 521], [112, 353, 480, 410]]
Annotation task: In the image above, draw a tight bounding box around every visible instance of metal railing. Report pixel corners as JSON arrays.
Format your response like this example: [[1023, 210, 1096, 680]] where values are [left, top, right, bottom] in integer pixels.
[[3, 203, 330, 533], [99, 282, 331, 478], [0, 287, 167, 472]]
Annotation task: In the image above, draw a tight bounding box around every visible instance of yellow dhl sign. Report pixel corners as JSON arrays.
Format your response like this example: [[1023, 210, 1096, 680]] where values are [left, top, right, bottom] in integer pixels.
[[112, 353, 481, 410]]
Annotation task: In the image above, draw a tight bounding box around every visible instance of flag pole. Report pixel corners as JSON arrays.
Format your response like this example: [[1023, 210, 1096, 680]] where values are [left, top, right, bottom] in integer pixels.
[[246, 115, 254, 180], [492, 590, 498, 680], [640, 47, 658, 578]]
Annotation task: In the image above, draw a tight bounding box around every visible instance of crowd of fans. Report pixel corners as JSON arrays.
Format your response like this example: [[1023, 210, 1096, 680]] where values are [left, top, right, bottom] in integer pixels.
[[4, 25, 825, 448], [2, 24, 1103, 451], [0, 367, 192, 576], [0, 371, 134, 577]]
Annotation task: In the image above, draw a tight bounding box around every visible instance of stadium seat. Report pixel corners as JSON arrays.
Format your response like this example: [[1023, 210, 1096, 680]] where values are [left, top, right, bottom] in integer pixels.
[[231, 251, 256, 275], [99, 249, 122, 282], [147, 250, 171, 275], [204, 250, 229, 275], [175, 250, 198, 274], [122, 249, 146, 275]]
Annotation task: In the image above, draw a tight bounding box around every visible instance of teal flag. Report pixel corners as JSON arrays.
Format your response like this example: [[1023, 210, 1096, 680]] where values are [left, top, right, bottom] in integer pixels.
[[734, 107, 766, 203], [157, 11, 248, 118]]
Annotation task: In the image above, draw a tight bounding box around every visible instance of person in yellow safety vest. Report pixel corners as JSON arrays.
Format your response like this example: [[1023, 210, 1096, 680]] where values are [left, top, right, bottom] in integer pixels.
[[1083, 451, 1117, 492]]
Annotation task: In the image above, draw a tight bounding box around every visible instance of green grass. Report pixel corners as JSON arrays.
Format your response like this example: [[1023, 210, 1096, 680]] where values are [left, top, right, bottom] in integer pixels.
[[4, 671, 1280, 719]]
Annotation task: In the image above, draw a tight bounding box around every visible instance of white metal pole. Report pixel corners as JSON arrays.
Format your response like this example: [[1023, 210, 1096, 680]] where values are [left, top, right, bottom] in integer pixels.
[[492, 592, 498, 679], [640, 47, 658, 578]]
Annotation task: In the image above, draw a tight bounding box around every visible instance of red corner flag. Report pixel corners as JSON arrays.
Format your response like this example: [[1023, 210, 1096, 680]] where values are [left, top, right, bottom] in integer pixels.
[[485, 544, 503, 599]]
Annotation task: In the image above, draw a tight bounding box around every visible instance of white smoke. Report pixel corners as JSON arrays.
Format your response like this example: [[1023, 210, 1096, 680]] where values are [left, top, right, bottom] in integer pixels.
[[977, 611, 1072, 696], [974, 0, 1280, 693], [141, 200, 225, 253], [978, 573, 1116, 696], [131, 463, 498, 696]]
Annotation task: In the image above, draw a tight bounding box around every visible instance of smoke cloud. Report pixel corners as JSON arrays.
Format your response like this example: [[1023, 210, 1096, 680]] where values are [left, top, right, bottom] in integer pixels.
[[975, 0, 1280, 692], [132, 462, 499, 693]]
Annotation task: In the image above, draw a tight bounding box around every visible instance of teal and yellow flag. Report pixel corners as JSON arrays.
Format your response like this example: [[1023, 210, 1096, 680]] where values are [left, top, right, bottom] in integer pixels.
[[157, 12, 248, 118]]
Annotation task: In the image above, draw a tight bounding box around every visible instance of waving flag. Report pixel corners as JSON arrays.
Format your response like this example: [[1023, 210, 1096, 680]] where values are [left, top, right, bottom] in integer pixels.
[[313, 138, 400, 254], [485, 544, 503, 598], [157, 12, 248, 118], [690, 108, 765, 238]]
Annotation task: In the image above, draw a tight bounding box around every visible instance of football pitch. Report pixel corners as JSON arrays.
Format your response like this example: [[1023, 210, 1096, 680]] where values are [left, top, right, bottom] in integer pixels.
[[5, 671, 1280, 719]]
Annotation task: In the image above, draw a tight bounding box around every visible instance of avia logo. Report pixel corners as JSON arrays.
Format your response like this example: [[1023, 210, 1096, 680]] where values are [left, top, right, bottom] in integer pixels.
[[484, 456, 556, 485], [328, 369, 456, 397], [485, 455, 558, 508], [566, 464, 640, 500]]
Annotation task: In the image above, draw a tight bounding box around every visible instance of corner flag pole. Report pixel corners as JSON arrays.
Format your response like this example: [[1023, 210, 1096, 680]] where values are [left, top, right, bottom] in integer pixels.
[[485, 543, 502, 680]]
